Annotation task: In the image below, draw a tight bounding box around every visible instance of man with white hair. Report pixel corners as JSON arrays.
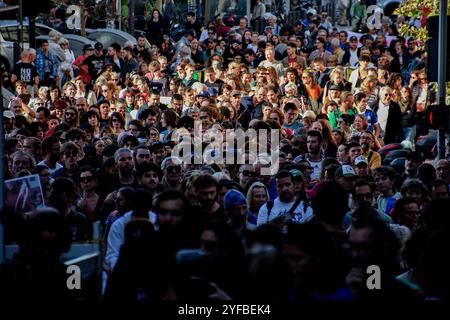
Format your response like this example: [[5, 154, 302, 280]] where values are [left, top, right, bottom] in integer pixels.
[[370, 86, 403, 144], [12, 49, 39, 94]]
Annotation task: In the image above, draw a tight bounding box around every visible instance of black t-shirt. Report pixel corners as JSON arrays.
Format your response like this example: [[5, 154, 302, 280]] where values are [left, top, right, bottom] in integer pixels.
[[83, 54, 105, 81], [185, 20, 203, 39], [12, 62, 38, 86]]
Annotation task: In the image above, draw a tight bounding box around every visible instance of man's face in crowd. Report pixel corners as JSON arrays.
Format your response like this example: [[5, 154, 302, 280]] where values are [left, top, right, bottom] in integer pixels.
[[359, 133, 372, 151], [49, 188, 71, 214], [11, 155, 32, 175], [401, 202, 421, 230], [374, 174, 393, 194], [355, 163, 369, 177], [197, 185, 217, 209], [140, 170, 160, 189], [276, 176, 296, 203], [100, 103, 110, 118], [405, 158, 420, 176], [145, 114, 158, 128], [135, 148, 151, 165], [436, 160, 450, 182], [172, 98, 183, 112], [76, 99, 88, 113], [354, 184, 374, 210], [432, 184, 448, 200], [152, 147, 166, 164], [337, 144, 349, 163], [347, 226, 376, 267], [307, 136, 321, 155], [285, 108, 298, 124], [150, 93, 160, 106], [205, 71, 216, 82], [63, 148, 79, 170], [158, 198, 184, 227], [50, 141, 61, 160], [381, 89, 393, 105], [117, 151, 134, 175], [349, 146, 362, 164], [108, 47, 116, 57], [138, 36, 146, 47], [35, 111, 48, 124]]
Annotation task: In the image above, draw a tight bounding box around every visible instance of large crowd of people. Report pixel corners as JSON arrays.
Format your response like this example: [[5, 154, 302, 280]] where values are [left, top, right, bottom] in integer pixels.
[[1, 1, 450, 302]]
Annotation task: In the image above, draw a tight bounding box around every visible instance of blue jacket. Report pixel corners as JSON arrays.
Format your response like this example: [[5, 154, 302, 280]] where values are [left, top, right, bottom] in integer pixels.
[[36, 50, 59, 80]]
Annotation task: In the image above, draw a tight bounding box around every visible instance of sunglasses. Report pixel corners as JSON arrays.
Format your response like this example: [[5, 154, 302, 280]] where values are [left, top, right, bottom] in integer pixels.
[[35, 102, 44, 106], [241, 170, 256, 177], [80, 176, 94, 183], [112, 118, 121, 122], [64, 151, 79, 157]]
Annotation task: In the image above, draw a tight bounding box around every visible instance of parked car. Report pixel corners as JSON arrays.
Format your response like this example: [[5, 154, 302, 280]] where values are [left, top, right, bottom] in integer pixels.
[[85, 28, 150, 49], [0, 20, 62, 71], [36, 34, 95, 58]]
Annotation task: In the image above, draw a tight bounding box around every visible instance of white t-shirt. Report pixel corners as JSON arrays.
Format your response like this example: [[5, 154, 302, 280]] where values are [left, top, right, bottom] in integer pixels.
[[257, 197, 313, 226], [349, 49, 359, 68], [308, 159, 322, 181], [377, 101, 390, 133], [37, 160, 63, 175]]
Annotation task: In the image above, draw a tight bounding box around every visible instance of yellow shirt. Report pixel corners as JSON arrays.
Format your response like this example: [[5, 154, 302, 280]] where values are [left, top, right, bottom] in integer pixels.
[[363, 149, 381, 169]]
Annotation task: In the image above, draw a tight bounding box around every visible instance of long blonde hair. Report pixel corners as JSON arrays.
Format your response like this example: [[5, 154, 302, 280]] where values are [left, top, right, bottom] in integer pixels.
[[246, 181, 269, 210]]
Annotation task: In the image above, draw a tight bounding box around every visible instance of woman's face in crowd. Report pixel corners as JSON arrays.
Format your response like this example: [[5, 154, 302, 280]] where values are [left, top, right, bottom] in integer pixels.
[[251, 187, 268, 210], [88, 115, 98, 127], [95, 140, 105, 156], [311, 121, 323, 133], [66, 85, 76, 98], [353, 116, 363, 130]]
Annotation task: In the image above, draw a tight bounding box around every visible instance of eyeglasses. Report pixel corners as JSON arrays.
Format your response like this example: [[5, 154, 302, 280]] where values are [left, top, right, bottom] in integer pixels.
[[102, 89, 109, 93], [384, 94, 392, 97], [35, 102, 44, 106], [65, 112, 76, 116], [112, 78, 119, 81], [112, 118, 120, 122], [80, 176, 94, 183]]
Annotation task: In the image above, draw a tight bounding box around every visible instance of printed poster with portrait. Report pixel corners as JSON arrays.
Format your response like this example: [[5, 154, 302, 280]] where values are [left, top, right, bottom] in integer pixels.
[[4, 174, 45, 214]]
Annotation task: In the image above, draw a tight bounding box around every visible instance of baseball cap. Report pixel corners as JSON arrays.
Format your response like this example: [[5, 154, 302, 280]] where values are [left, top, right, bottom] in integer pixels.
[[3, 110, 15, 119], [264, 25, 273, 32], [83, 44, 94, 51], [197, 90, 210, 98], [349, 36, 358, 42], [207, 87, 218, 97], [94, 42, 103, 50], [354, 156, 369, 167], [335, 165, 358, 180]]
